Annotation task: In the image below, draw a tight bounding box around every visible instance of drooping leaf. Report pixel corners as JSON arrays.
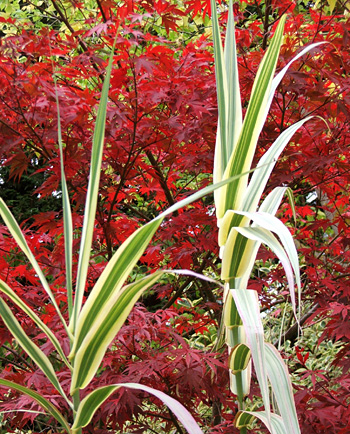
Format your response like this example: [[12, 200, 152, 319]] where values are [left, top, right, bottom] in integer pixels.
[[234, 226, 296, 309], [72, 382, 204, 434]]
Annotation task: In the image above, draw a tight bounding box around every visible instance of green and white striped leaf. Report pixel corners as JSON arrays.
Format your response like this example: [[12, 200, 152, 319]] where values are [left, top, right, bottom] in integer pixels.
[[55, 76, 73, 319], [221, 229, 257, 283], [72, 383, 204, 434], [234, 211, 300, 313], [224, 0, 242, 155], [267, 42, 326, 116], [0, 298, 71, 405], [231, 289, 271, 428], [229, 363, 251, 400], [0, 199, 69, 334], [211, 0, 229, 179], [235, 411, 255, 429], [212, 0, 242, 191], [224, 292, 243, 328], [229, 343, 251, 374], [0, 279, 70, 369], [159, 166, 262, 219], [259, 187, 290, 216], [71, 258, 228, 392], [236, 410, 287, 434], [234, 211, 300, 289], [218, 16, 286, 218], [0, 379, 71, 433], [265, 343, 301, 434], [70, 272, 163, 392], [218, 118, 312, 249], [70, 219, 161, 358], [71, 47, 115, 332], [234, 226, 296, 309], [71, 167, 263, 357], [285, 187, 297, 224], [220, 188, 295, 289], [242, 117, 313, 214]]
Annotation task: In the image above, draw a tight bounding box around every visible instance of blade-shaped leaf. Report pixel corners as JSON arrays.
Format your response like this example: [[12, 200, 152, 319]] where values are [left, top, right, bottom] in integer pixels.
[[221, 229, 257, 283], [70, 272, 163, 392], [71, 167, 264, 350], [234, 226, 296, 310], [71, 47, 115, 332], [72, 383, 204, 434], [230, 289, 271, 429], [0, 199, 69, 334], [0, 298, 71, 405], [218, 16, 286, 217], [0, 379, 71, 433], [70, 219, 161, 354], [55, 75, 73, 319], [71, 264, 226, 392], [229, 362, 251, 400], [236, 410, 287, 434], [242, 117, 313, 214], [234, 211, 300, 293], [259, 187, 290, 216], [218, 118, 311, 250], [265, 343, 301, 434], [266, 42, 326, 116], [211, 0, 229, 178], [224, 0, 242, 155], [0, 279, 70, 369]]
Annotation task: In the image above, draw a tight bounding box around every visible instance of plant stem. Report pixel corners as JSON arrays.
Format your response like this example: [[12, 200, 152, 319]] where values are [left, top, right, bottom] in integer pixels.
[[235, 371, 245, 411], [73, 390, 81, 434]]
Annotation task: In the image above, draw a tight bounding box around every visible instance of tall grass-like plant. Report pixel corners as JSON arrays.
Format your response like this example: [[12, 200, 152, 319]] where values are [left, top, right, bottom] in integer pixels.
[[0, 3, 323, 433], [210, 1, 323, 433]]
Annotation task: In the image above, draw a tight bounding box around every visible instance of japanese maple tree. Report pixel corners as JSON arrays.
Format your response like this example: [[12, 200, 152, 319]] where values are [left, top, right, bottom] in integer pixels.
[[0, 0, 349, 433]]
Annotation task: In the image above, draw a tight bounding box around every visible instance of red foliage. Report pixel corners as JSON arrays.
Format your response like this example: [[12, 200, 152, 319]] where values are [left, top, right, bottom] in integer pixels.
[[0, 0, 349, 433]]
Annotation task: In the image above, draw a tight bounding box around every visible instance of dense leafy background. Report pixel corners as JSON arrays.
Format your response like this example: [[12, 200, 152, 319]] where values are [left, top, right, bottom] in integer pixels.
[[0, 0, 349, 433]]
